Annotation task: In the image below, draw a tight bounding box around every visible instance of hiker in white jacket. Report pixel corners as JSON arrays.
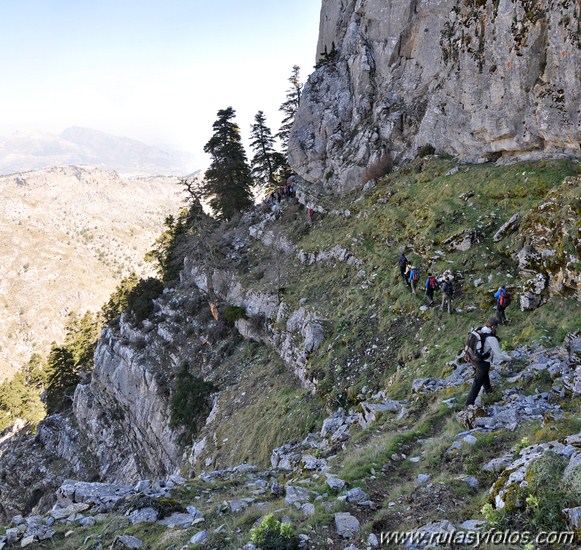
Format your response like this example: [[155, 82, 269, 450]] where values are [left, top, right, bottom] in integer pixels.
[[465, 317, 511, 406]]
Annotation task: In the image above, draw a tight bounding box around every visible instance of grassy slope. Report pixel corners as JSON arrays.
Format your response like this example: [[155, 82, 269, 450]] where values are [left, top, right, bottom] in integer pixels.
[[280, 158, 580, 405]]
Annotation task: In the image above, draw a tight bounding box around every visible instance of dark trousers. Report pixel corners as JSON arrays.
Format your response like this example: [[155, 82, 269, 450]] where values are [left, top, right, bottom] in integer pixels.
[[426, 288, 435, 304], [465, 361, 492, 406], [496, 304, 507, 324]]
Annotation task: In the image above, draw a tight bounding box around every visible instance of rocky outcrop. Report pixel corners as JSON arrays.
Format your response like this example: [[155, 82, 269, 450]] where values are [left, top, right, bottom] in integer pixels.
[[182, 257, 326, 392], [290, 0, 580, 193], [72, 321, 183, 483], [512, 176, 581, 299], [490, 433, 581, 510], [0, 414, 97, 522]]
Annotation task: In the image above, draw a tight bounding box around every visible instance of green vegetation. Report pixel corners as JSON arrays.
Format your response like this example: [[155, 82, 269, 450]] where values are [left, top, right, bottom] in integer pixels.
[[223, 305, 247, 324], [44, 312, 100, 414], [145, 210, 197, 283], [0, 354, 45, 431], [247, 158, 581, 406], [102, 273, 164, 324], [250, 110, 286, 187], [206, 343, 324, 468], [484, 451, 580, 534], [169, 362, 217, 442], [249, 514, 298, 550], [276, 65, 303, 159]]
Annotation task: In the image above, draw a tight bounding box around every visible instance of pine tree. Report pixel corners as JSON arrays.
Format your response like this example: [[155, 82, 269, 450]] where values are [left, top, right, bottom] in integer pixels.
[[277, 65, 303, 157], [44, 344, 77, 414], [202, 107, 254, 220], [249, 111, 285, 187]]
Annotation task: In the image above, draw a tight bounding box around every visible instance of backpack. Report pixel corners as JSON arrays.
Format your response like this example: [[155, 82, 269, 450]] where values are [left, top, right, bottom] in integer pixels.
[[442, 281, 453, 296], [428, 277, 437, 289], [398, 255, 408, 268], [411, 270, 420, 282], [463, 328, 491, 363], [499, 290, 511, 308]]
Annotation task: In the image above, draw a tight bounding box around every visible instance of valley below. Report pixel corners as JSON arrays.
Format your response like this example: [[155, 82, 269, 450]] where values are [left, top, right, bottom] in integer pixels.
[[0, 165, 185, 376]]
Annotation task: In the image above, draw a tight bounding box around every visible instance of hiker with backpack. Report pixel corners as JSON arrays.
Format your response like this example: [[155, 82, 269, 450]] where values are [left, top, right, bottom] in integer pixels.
[[440, 276, 454, 313], [398, 252, 408, 283], [464, 317, 512, 407], [494, 285, 511, 325], [408, 266, 420, 294], [425, 272, 439, 305]]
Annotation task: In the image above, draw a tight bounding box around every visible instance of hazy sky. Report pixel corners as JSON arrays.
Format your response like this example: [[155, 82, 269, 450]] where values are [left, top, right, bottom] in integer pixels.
[[0, 0, 321, 167]]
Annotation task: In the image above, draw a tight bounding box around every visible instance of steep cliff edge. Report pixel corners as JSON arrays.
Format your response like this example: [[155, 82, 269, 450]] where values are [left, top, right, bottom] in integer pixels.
[[290, 0, 580, 193]]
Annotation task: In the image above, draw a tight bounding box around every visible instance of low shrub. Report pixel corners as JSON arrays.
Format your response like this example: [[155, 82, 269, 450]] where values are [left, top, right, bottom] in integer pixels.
[[224, 305, 247, 324], [249, 514, 299, 550], [169, 362, 217, 442]]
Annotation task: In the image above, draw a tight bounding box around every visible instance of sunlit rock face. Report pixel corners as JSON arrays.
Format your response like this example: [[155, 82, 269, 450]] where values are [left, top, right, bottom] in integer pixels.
[[289, 0, 580, 193]]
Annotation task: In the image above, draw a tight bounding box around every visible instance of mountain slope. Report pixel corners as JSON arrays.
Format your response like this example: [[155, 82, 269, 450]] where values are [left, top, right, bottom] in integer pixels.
[[0, 165, 184, 376], [0, 157, 578, 548]]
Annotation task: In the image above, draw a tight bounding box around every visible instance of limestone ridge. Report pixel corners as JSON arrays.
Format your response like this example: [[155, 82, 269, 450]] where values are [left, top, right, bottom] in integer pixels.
[[289, 0, 581, 193]]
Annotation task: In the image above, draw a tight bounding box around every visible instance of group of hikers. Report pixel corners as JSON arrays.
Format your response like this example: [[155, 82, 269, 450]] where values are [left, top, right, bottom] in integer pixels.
[[398, 252, 456, 313], [266, 181, 297, 205], [397, 251, 514, 408], [263, 176, 320, 224], [397, 251, 512, 320]]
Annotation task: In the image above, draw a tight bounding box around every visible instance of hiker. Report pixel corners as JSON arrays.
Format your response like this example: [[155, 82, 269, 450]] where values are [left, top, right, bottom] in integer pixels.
[[440, 276, 454, 313], [397, 252, 408, 283], [425, 272, 439, 305], [494, 285, 511, 325], [408, 266, 420, 294], [465, 317, 512, 407]]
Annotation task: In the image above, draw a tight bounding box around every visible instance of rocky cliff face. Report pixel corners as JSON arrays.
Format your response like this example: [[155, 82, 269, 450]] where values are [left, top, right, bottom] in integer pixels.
[[289, 0, 581, 193]]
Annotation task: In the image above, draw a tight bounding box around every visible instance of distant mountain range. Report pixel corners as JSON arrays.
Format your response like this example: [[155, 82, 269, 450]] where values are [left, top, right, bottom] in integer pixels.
[[0, 127, 197, 176]]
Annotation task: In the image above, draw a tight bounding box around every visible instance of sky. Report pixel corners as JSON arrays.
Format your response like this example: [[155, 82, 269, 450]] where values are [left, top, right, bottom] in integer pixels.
[[0, 0, 321, 168]]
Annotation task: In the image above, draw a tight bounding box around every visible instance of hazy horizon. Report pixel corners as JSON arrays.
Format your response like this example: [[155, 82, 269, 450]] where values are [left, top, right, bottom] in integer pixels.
[[0, 0, 321, 170]]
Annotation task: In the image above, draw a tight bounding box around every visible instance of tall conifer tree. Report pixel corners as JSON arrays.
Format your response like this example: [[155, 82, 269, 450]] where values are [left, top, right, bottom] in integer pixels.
[[249, 111, 285, 187], [277, 65, 303, 157], [203, 107, 254, 220]]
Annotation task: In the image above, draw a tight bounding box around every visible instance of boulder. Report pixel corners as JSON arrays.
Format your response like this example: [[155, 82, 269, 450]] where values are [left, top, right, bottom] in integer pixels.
[[57, 480, 135, 508], [285, 485, 311, 505], [563, 507, 581, 529], [190, 530, 210, 545], [326, 477, 345, 491], [443, 229, 477, 252], [493, 214, 520, 242], [334, 512, 360, 538], [113, 535, 143, 548], [345, 487, 368, 503]]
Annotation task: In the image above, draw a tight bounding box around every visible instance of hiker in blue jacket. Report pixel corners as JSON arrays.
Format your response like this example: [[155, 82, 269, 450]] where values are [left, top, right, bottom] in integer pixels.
[[408, 266, 420, 295], [493, 286, 511, 325]]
